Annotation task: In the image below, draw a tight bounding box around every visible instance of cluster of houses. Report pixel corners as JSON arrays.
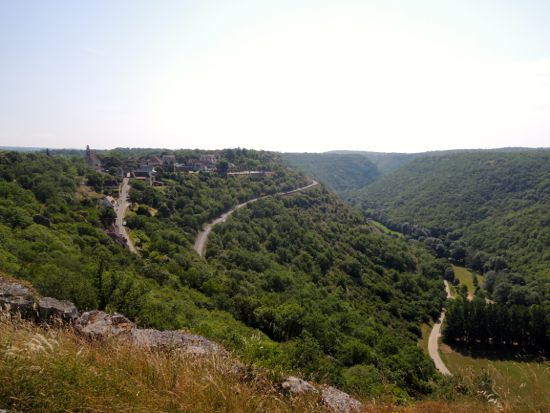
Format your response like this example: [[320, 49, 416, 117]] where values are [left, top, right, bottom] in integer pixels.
[[85, 146, 220, 186], [131, 153, 219, 185]]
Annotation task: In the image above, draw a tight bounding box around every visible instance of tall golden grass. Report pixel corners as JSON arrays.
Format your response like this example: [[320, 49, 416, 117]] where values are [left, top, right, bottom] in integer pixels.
[[0, 312, 500, 413]]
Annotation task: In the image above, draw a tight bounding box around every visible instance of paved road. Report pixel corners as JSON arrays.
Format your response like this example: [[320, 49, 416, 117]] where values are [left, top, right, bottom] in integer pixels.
[[428, 280, 453, 376], [193, 180, 319, 257], [115, 177, 137, 254]]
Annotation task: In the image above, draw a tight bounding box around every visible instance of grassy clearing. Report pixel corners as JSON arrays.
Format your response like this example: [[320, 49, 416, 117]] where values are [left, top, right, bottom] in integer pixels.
[[0, 313, 495, 413], [419, 323, 432, 355], [452, 266, 484, 298], [368, 219, 403, 237], [440, 342, 550, 412], [420, 311, 547, 413]]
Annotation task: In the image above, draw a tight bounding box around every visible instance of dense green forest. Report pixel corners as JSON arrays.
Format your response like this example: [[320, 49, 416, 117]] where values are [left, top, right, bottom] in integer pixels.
[[282, 153, 379, 196], [0, 149, 453, 400], [349, 150, 550, 356], [444, 295, 548, 354], [327, 151, 420, 175], [204, 189, 447, 395], [283, 149, 550, 359], [354, 151, 550, 283]]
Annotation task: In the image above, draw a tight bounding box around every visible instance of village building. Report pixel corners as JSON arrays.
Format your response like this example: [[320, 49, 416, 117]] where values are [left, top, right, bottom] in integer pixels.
[[132, 165, 156, 185], [173, 153, 219, 173], [101, 196, 117, 209], [199, 154, 218, 166], [144, 156, 162, 167], [85, 145, 102, 171], [161, 154, 176, 164]]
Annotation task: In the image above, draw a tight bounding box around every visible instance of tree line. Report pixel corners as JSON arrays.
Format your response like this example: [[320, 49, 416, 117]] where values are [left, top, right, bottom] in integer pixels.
[[444, 297, 548, 355]]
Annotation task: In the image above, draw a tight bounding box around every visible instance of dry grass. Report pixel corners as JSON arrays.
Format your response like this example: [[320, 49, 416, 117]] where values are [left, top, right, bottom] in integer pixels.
[[360, 401, 495, 413], [0, 272, 38, 295], [441, 343, 550, 413], [0, 312, 327, 413], [0, 312, 501, 413]]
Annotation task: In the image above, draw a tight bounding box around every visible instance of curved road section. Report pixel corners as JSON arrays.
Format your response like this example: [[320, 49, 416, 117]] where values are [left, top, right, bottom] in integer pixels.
[[194, 180, 318, 258], [428, 280, 452, 376], [115, 177, 137, 254]]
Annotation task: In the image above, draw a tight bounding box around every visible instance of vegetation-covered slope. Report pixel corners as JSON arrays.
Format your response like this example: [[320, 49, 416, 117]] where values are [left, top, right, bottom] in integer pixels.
[[0, 149, 452, 400], [1, 313, 499, 413], [354, 150, 550, 281], [352, 150, 550, 356], [282, 153, 379, 196], [328, 151, 420, 175], [205, 188, 447, 395]]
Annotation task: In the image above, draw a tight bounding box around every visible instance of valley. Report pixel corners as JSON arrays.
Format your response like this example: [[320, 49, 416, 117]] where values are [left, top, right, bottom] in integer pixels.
[[0, 147, 548, 412], [285, 148, 550, 412]]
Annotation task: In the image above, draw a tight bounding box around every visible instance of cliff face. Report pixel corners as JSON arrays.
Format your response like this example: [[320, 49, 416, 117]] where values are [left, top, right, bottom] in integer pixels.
[[0, 275, 362, 413]]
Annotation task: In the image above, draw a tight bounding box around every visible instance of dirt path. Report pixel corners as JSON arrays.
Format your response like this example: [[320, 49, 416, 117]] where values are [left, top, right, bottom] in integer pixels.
[[428, 280, 452, 376], [115, 177, 137, 254], [193, 180, 318, 258]]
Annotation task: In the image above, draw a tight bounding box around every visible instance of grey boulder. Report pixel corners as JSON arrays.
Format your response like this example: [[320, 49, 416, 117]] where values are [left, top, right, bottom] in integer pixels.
[[321, 386, 362, 413], [131, 329, 223, 355], [75, 310, 136, 339], [281, 376, 318, 395], [38, 297, 79, 323], [0, 278, 35, 318]]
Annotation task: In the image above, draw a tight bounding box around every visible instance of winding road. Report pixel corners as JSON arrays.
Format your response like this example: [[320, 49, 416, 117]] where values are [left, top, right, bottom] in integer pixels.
[[115, 177, 137, 254], [428, 280, 453, 376], [193, 180, 318, 257]]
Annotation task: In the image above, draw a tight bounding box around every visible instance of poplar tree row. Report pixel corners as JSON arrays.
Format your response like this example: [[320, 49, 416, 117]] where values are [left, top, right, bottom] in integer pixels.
[[443, 297, 548, 354]]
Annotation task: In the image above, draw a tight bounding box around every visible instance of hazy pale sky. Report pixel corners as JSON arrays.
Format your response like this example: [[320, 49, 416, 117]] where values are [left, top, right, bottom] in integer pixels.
[[1, 0, 550, 152]]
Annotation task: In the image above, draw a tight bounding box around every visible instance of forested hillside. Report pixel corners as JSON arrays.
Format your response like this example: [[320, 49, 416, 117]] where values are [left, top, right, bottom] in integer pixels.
[[354, 151, 550, 280], [205, 188, 447, 395], [328, 151, 420, 175], [352, 150, 550, 354], [282, 153, 379, 196], [0, 149, 452, 401]]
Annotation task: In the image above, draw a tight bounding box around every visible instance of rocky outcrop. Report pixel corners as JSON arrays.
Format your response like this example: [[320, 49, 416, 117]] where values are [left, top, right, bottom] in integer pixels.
[[280, 377, 362, 412], [132, 329, 223, 355], [38, 297, 79, 323], [75, 311, 136, 339], [72, 311, 223, 356], [282, 376, 318, 395], [0, 278, 36, 318], [321, 385, 363, 413], [0, 276, 362, 412]]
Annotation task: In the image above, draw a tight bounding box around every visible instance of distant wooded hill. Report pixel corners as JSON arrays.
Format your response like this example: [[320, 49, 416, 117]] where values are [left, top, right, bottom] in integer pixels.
[[282, 153, 380, 197], [287, 148, 549, 318], [355, 150, 550, 281]]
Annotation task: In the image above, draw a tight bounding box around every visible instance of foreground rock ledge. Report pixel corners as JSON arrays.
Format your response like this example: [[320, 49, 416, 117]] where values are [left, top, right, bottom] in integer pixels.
[[1, 276, 362, 412]]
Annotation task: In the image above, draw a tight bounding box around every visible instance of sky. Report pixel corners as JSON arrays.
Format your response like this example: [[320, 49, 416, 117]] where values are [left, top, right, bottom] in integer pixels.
[[1, 0, 550, 153]]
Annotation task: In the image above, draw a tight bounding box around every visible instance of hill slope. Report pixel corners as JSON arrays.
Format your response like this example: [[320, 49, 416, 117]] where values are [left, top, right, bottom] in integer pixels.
[[282, 153, 380, 196], [354, 150, 550, 278], [0, 149, 449, 400]]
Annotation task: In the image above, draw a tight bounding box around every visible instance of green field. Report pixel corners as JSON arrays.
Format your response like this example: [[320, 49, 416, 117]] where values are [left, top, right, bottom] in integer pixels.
[[418, 323, 432, 355], [419, 279, 549, 412], [452, 265, 484, 298], [440, 343, 550, 412], [368, 219, 403, 237]]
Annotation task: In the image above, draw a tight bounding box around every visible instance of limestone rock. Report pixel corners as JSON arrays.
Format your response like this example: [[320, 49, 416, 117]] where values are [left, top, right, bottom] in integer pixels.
[[321, 386, 362, 413], [38, 297, 79, 323], [131, 329, 223, 355], [281, 376, 317, 395], [75, 310, 136, 339], [0, 278, 35, 318]]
